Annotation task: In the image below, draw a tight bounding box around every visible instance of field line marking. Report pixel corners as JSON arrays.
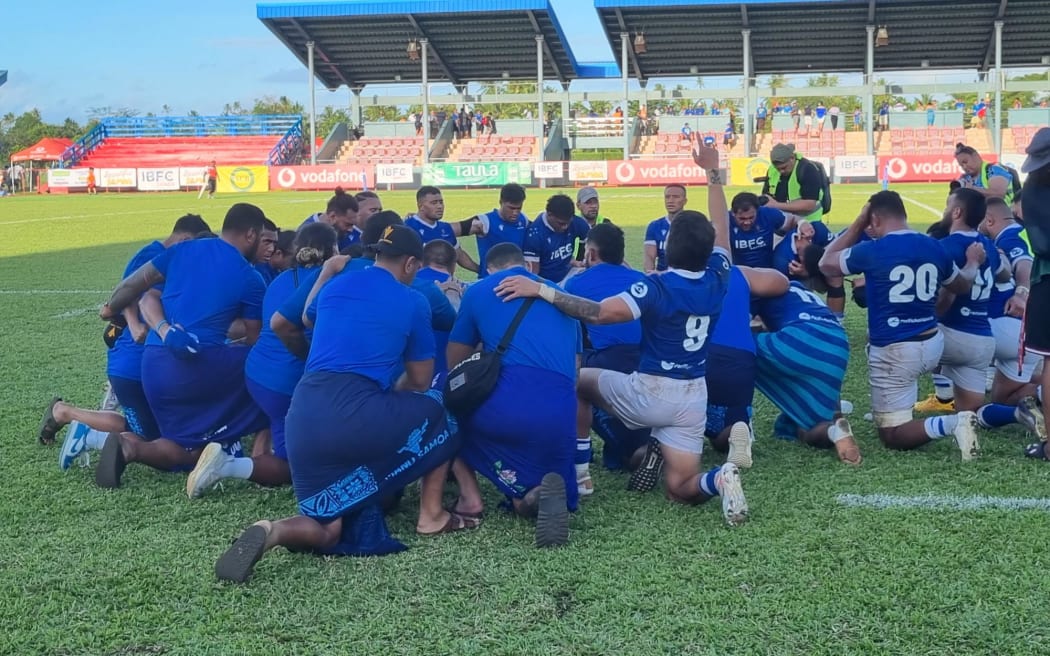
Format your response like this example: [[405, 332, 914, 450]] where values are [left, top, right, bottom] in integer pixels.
[[0, 289, 109, 295], [50, 306, 102, 319], [898, 194, 942, 218], [836, 493, 1050, 512]]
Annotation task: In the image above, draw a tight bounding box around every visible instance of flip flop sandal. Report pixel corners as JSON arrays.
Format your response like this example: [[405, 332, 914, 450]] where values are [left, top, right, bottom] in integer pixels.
[[418, 511, 481, 537], [1024, 441, 1050, 461], [444, 504, 484, 520], [38, 397, 63, 445]]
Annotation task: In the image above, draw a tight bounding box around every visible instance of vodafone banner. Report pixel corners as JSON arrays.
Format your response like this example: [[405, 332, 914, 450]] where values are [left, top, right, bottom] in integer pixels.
[[569, 161, 609, 182], [878, 155, 965, 182], [137, 167, 180, 191], [99, 168, 137, 188], [833, 155, 877, 181], [375, 163, 413, 184], [608, 159, 709, 186], [270, 165, 370, 191], [534, 161, 563, 179]]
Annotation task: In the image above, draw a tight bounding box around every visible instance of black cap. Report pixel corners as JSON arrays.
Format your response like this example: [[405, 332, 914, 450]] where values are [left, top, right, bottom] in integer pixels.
[[370, 225, 424, 260]]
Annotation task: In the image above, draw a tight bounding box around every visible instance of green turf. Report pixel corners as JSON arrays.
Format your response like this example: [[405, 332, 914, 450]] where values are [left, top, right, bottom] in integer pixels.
[[3, 184, 1050, 655]]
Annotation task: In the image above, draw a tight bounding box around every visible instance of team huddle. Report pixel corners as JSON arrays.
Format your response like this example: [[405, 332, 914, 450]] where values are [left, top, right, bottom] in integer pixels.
[[36, 143, 1050, 585]]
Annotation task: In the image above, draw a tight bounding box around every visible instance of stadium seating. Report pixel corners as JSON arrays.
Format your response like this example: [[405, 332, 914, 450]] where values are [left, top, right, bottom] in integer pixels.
[[768, 129, 847, 157], [450, 135, 537, 162], [341, 137, 425, 165], [885, 127, 965, 155], [79, 136, 281, 168]]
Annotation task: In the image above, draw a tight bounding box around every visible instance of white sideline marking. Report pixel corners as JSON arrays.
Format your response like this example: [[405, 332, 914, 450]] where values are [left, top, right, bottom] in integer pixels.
[[0, 198, 328, 227], [898, 194, 942, 218], [0, 290, 108, 295], [50, 306, 101, 319], [836, 493, 1050, 512]]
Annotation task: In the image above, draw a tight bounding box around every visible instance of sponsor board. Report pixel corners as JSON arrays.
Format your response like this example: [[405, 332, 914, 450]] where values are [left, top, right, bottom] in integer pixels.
[[47, 169, 90, 188], [270, 165, 371, 190], [730, 157, 771, 186], [878, 155, 966, 182], [568, 160, 609, 182], [421, 161, 532, 186], [833, 155, 877, 180], [137, 167, 180, 191], [180, 167, 207, 188], [217, 165, 269, 193], [98, 168, 137, 188], [375, 163, 413, 185], [534, 161, 564, 179], [607, 159, 709, 186]]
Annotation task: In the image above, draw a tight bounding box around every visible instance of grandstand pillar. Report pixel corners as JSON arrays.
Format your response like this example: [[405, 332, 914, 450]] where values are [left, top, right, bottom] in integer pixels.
[[994, 20, 1004, 158], [742, 29, 752, 157], [865, 25, 875, 156], [307, 41, 317, 165], [536, 36, 545, 158], [351, 88, 362, 131], [620, 33, 630, 160], [421, 38, 430, 164]]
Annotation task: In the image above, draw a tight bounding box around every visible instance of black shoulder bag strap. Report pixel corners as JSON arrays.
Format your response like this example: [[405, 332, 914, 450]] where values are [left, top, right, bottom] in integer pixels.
[[495, 298, 536, 356]]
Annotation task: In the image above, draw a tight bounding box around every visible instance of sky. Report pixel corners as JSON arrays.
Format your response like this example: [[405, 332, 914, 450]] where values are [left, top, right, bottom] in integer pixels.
[[2, 0, 982, 124]]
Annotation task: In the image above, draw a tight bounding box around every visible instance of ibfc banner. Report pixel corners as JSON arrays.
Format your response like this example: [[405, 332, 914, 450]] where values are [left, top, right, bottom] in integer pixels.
[[217, 166, 269, 193], [270, 164, 371, 191], [137, 168, 180, 191]]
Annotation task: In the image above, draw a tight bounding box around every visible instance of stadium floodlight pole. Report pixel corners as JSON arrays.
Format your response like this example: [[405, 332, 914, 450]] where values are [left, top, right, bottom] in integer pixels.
[[536, 35, 546, 189], [865, 25, 875, 157], [307, 41, 317, 165], [742, 28, 752, 156], [421, 38, 430, 164], [994, 20, 1004, 159], [621, 32, 630, 160]]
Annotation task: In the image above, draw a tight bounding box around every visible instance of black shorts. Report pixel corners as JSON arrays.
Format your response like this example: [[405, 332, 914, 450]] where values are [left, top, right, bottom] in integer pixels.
[[1025, 277, 1050, 356], [206, 178, 217, 193], [705, 344, 756, 437], [582, 344, 640, 374]]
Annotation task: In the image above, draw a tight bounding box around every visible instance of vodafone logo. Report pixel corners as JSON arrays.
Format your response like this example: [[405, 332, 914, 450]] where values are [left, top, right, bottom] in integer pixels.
[[615, 161, 636, 183], [886, 157, 908, 180], [277, 168, 296, 188]]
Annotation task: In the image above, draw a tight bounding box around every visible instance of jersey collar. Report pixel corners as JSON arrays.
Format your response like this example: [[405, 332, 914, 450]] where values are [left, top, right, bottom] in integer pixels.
[[667, 267, 705, 280]]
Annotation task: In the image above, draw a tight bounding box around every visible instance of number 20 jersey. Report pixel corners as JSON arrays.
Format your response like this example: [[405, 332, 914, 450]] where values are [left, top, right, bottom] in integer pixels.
[[840, 230, 956, 347], [615, 248, 731, 380]]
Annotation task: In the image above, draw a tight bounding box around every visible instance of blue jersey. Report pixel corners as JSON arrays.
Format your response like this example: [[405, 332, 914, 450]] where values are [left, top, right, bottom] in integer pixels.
[[755, 281, 840, 331], [730, 207, 787, 268], [450, 266, 581, 382], [147, 239, 265, 348], [564, 262, 644, 351], [414, 267, 452, 376], [989, 224, 1033, 319], [254, 262, 280, 287], [644, 217, 671, 271], [305, 266, 434, 389], [299, 214, 361, 253], [772, 222, 832, 276], [475, 209, 529, 278], [245, 266, 322, 396], [616, 249, 731, 379], [107, 240, 166, 381], [939, 231, 1000, 336], [841, 231, 957, 347], [523, 213, 590, 283], [405, 215, 458, 248], [710, 267, 755, 354]]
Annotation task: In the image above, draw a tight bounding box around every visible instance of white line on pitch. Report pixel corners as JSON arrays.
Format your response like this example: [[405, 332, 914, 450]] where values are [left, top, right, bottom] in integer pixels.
[[50, 306, 101, 319], [0, 290, 108, 295], [898, 194, 943, 217], [836, 493, 1050, 512]]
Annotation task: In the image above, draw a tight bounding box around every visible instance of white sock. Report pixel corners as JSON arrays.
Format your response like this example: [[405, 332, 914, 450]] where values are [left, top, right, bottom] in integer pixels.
[[826, 422, 847, 443], [85, 428, 109, 451], [932, 374, 954, 401], [924, 415, 959, 439], [221, 457, 254, 480]]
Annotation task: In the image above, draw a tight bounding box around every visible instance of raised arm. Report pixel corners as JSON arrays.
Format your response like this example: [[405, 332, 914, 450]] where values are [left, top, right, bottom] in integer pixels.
[[693, 145, 729, 254], [820, 205, 869, 278]]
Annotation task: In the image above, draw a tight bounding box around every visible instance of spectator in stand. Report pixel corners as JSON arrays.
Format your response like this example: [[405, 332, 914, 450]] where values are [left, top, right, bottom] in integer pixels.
[[724, 121, 736, 147], [878, 102, 890, 132], [955, 98, 967, 111], [829, 104, 841, 131], [802, 105, 813, 135], [815, 102, 827, 134], [853, 107, 863, 131], [486, 114, 497, 135], [681, 123, 693, 142], [1013, 98, 1023, 110], [791, 101, 801, 132], [756, 103, 768, 132], [926, 103, 937, 128]]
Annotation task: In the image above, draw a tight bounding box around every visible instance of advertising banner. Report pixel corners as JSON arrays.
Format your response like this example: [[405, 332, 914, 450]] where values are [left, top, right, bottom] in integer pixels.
[[137, 167, 180, 191], [270, 164, 371, 191], [877, 155, 965, 182], [375, 163, 413, 185], [833, 155, 877, 180], [568, 161, 609, 182], [217, 165, 269, 193], [534, 161, 563, 179], [180, 167, 207, 188], [607, 159, 709, 186], [47, 169, 90, 187], [98, 168, 137, 188], [421, 161, 532, 186], [730, 157, 771, 186]]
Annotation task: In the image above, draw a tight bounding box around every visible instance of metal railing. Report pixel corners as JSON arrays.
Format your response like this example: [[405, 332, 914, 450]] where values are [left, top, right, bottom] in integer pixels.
[[267, 118, 305, 166]]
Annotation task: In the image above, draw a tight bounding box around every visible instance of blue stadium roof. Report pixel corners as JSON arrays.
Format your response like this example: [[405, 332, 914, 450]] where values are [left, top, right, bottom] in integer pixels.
[[595, 0, 1050, 81], [257, 0, 611, 88], [0, 70, 6, 88]]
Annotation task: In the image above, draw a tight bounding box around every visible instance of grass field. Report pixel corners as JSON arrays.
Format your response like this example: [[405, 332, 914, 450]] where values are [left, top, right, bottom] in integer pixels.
[[3, 184, 1050, 655]]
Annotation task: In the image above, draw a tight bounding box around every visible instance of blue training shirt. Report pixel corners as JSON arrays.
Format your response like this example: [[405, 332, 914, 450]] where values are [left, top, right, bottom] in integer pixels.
[[254, 262, 280, 287], [523, 213, 590, 283], [305, 266, 434, 389], [710, 267, 755, 354], [564, 262, 644, 351], [644, 216, 671, 271], [730, 207, 787, 268], [449, 266, 581, 382], [989, 223, 1032, 319], [414, 267, 452, 376], [840, 230, 958, 347], [147, 239, 265, 348], [245, 266, 322, 396], [107, 240, 166, 381], [405, 215, 458, 247], [939, 231, 1000, 336], [616, 248, 731, 379], [755, 281, 840, 331], [475, 209, 529, 278], [299, 214, 361, 253]]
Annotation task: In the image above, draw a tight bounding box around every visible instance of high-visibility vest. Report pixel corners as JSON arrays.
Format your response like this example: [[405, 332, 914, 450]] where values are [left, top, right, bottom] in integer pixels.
[[981, 161, 1015, 205], [766, 153, 823, 222]]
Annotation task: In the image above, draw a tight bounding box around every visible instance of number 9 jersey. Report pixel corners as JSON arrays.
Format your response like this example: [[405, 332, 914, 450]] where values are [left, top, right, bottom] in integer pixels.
[[938, 231, 1001, 337], [839, 231, 957, 347], [615, 248, 731, 380]]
